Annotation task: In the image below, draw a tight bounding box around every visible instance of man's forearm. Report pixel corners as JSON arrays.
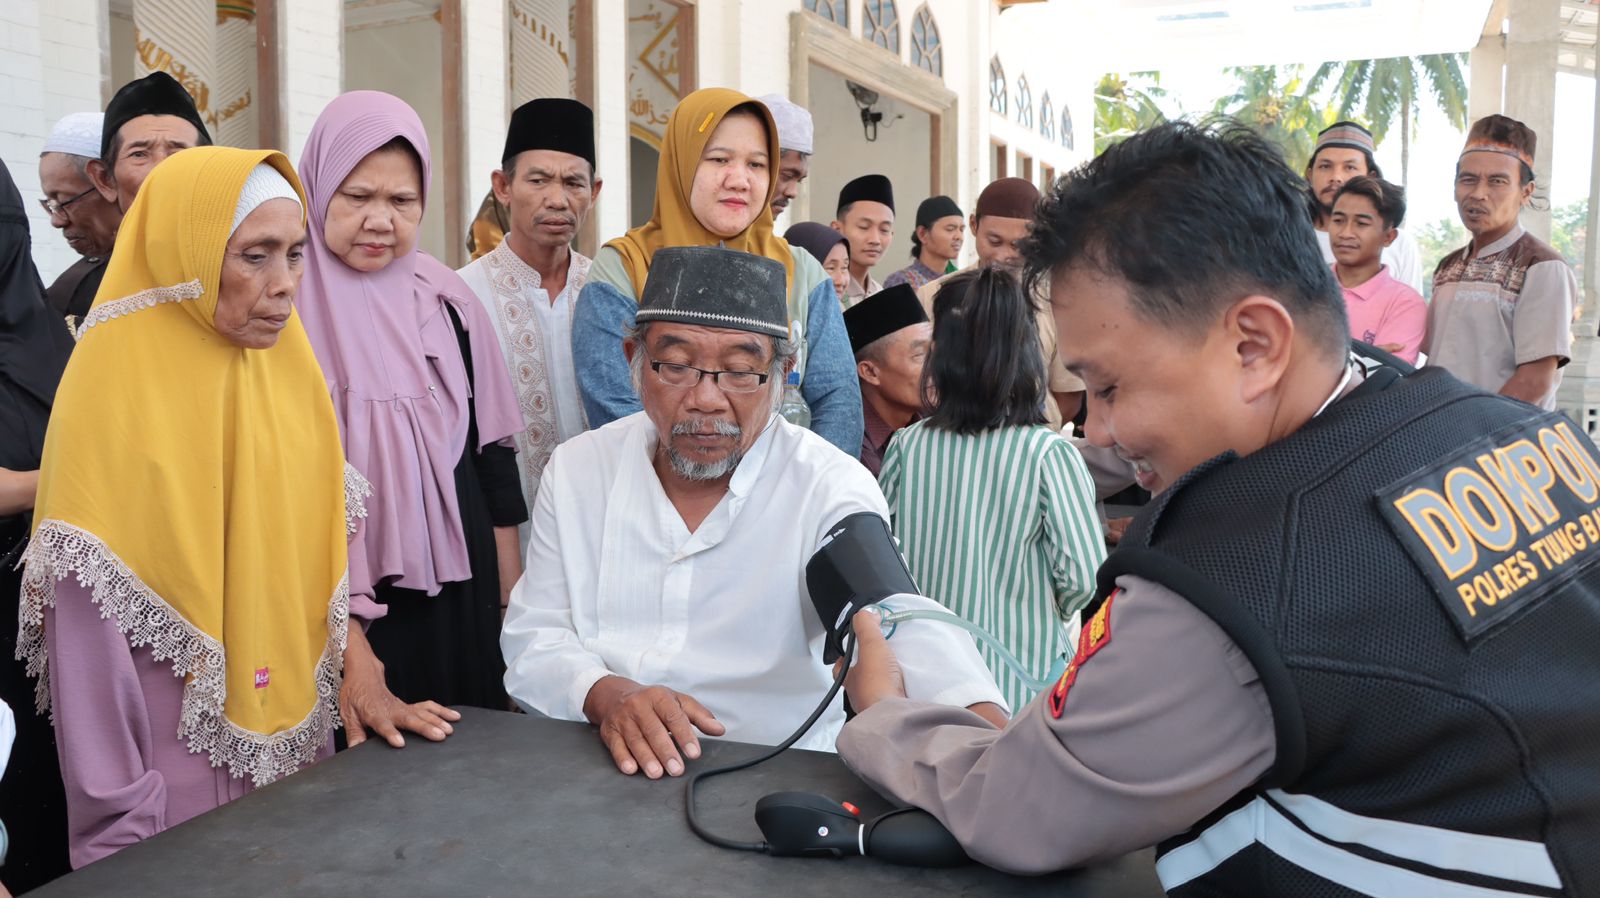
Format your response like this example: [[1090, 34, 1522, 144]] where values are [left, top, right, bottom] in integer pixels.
[[1499, 357, 1559, 405]]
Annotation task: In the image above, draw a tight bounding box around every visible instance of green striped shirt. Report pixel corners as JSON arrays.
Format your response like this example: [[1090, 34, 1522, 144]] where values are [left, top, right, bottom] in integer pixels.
[[880, 422, 1106, 712]]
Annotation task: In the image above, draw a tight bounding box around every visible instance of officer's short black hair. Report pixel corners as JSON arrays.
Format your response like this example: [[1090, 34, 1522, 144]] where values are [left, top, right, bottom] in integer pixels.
[[1024, 119, 1348, 359]]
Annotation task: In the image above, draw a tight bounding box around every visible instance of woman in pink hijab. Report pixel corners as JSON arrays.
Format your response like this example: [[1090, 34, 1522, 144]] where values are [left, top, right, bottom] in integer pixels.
[[297, 91, 526, 731]]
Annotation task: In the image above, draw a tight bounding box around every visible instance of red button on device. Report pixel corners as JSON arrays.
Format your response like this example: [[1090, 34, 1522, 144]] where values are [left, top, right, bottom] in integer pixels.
[[842, 802, 860, 816]]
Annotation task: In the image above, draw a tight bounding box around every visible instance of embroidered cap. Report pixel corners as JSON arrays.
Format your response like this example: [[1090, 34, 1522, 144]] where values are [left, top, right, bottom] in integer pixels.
[[755, 94, 813, 155], [1313, 121, 1377, 156], [1461, 114, 1537, 171], [636, 246, 790, 339]]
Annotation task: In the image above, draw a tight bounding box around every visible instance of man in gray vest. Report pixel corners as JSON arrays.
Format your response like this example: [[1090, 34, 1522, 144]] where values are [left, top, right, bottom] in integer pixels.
[[837, 120, 1599, 895]]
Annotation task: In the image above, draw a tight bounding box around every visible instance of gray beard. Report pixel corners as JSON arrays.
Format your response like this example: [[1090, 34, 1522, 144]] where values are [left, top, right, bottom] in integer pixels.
[[665, 419, 744, 481]]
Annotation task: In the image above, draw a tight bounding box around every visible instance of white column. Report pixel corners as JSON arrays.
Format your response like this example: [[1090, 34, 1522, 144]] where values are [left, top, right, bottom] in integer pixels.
[[1553, 24, 1600, 427], [277, 0, 343, 166], [460, 0, 508, 238], [1503, 0, 1560, 242], [590, 0, 629, 247], [1468, 30, 1505, 124]]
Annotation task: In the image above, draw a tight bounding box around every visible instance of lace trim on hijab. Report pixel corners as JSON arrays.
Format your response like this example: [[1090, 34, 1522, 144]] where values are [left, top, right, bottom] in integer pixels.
[[77, 280, 204, 334], [344, 463, 373, 535], [18, 520, 349, 786]]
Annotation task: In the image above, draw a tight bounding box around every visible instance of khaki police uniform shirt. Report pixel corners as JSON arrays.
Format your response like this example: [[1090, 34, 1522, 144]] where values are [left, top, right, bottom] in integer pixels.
[[916, 268, 1086, 431], [837, 573, 1276, 874], [1422, 225, 1577, 411]]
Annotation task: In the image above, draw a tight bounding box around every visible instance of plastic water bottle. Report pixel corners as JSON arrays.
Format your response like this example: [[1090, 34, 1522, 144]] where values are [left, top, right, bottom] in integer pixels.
[[779, 372, 811, 428]]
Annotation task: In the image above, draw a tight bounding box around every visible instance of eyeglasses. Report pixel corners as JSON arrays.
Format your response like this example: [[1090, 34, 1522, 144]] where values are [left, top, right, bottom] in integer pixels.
[[647, 356, 769, 393], [39, 187, 98, 218]]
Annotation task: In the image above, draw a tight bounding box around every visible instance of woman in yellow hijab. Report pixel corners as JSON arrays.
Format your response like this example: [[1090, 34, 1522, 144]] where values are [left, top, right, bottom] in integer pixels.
[[19, 146, 354, 867], [571, 87, 863, 456]]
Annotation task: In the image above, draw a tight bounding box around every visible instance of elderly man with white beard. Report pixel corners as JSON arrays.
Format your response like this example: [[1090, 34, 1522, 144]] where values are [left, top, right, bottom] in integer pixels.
[[500, 245, 1006, 779]]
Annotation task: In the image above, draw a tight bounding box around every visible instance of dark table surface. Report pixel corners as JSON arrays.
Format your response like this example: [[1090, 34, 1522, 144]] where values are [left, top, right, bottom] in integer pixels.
[[35, 708, 1164, 897]]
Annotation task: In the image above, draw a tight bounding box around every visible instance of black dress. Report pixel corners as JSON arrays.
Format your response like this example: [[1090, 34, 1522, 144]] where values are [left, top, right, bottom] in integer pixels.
[[364, 305, 528, 710], [0, 160, 73, 892]]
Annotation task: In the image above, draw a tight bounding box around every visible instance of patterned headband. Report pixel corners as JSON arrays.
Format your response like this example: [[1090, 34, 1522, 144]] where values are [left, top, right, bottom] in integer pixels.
[[1461, 141, 1534, 170]]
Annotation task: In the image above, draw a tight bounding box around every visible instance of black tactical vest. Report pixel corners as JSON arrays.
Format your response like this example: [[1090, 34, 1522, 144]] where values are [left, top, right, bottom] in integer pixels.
[[1101, 366, 1600, 897]]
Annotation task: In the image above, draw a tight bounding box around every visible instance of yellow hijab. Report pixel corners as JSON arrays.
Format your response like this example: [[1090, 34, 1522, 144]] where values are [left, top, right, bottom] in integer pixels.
[[606, 87, 795, 297], [20, 147, 349, 785]]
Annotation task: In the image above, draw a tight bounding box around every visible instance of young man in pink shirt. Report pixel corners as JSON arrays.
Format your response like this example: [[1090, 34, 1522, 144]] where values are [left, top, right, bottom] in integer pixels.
[[1328, 176, 1427, 363]]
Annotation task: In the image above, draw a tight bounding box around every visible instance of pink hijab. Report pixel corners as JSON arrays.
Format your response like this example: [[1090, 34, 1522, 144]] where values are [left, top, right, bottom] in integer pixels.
[[296, 91, 522, 604]]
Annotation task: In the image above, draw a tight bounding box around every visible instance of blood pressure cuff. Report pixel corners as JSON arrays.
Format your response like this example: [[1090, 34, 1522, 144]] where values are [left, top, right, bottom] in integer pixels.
[[805, 512, 919, 663]]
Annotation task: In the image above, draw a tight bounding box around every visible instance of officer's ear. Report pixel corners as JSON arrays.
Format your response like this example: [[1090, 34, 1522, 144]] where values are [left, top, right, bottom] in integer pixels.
[[1224, 294, 1295, 407]]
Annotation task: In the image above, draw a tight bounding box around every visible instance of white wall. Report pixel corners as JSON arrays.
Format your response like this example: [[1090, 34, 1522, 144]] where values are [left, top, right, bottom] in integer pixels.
[[1, 0, 106, 284], [279, 0, 343, 165], [807, 63, 931, 274], [344, 18, 448, 260]]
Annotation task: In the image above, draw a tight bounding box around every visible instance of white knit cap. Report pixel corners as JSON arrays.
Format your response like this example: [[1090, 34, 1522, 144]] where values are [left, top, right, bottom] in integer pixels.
[[231, 163, 302, 236], [755, 94, 813, 155], [42, 112, 105, 159]]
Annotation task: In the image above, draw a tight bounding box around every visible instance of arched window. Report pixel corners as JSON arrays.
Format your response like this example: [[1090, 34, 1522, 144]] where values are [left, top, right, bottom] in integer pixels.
[[1061, 103, 1075, 151], [803, 0, 847, 27], [1015, 74, 1032, 128], [1040, 92, 1055, 142], [989, 56, 1006, 116], [910, 5, 942, 76], [863, 0, 900, 54]]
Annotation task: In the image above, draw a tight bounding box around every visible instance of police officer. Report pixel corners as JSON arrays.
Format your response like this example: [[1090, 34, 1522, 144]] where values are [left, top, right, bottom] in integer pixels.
[[836, 120, 1600, 895]]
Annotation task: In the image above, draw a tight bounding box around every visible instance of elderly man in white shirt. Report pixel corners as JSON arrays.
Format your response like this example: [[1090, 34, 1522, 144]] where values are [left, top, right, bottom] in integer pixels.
[[501, 245, 1007, 779]]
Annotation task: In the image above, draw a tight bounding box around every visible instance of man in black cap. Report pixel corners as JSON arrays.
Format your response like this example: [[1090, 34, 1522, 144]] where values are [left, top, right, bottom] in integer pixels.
[[831, 174, 895, 307], [500, 244, 1006, 779], [884, 196, 963, 292], [843, 283, 930, 476], [458, 97, 601, 552], [89, 72, 213, 215]]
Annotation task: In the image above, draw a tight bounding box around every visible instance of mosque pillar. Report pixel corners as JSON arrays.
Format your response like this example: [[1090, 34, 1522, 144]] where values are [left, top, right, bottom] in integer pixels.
[[1503, 0, 1560, 242]]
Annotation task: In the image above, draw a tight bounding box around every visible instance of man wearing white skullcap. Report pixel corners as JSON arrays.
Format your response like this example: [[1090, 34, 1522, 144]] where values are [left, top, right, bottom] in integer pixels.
[[38, 112, 124, 320], [755, 94, 813, 220]]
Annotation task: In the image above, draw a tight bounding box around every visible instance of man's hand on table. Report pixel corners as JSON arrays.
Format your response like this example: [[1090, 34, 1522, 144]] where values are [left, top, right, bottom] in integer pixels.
[[842, 610, 1010, 728], [341, 623, 460, 748], [583, 676, 725, 778]]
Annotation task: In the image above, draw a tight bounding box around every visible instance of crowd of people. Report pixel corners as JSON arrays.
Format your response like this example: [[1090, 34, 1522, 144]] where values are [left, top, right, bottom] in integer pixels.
[[0, 65, 1593, 897]]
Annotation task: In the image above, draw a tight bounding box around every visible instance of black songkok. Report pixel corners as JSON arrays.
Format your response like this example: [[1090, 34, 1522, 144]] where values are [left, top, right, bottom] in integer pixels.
[[101, 72, 210, 161], [838, 174, 895, 214], [502, 98, 596, 168], [844, 283, 927, 354], [915, 195, 962, 229], [638, 246, 790, 340]]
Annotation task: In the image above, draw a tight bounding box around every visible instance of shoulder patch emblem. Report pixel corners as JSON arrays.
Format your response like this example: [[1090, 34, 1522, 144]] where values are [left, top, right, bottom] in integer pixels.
[[1378, 417, 1600, 640], [1049, 589, 1117, 719]]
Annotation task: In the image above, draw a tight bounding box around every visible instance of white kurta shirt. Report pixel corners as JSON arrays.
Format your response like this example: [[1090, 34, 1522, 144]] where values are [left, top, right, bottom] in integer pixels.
[[500, 412, 1006, 750], [457, 243, 591, 548]]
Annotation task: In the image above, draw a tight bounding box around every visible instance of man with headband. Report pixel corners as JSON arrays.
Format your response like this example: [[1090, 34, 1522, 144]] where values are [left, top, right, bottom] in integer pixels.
[[458, 97, 601, 551], [500, 245, 1004, 779], [917, 177, 1084, 430], [1423, 115, 1577, 410], [884, 195, 963, 291], [756, 94, 812, 222], [1305, 121, 1423, 292]]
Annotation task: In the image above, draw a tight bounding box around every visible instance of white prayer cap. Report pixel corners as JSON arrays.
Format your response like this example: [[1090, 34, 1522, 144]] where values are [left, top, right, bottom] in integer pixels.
[[231, 163, 303, 237], [42, 112, 105, 159], [755, 94, 813, 156]]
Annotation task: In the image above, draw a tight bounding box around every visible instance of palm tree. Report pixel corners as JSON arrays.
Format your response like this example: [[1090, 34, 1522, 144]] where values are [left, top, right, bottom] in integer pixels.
[[1095, 72, 1167, 154], [1306, 54, 1468, 185], [1212, 65, 1330, 171]]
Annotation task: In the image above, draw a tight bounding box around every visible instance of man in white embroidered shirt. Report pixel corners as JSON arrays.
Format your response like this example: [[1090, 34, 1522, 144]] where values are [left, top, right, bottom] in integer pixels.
[[501, 245, 1007, 779], [458, 98, 601, 552]]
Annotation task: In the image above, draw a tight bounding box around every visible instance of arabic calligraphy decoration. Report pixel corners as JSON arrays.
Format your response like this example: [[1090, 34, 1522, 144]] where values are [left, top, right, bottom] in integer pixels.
[[509, 0, 576, 106], [627, 0, 683, 149]]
